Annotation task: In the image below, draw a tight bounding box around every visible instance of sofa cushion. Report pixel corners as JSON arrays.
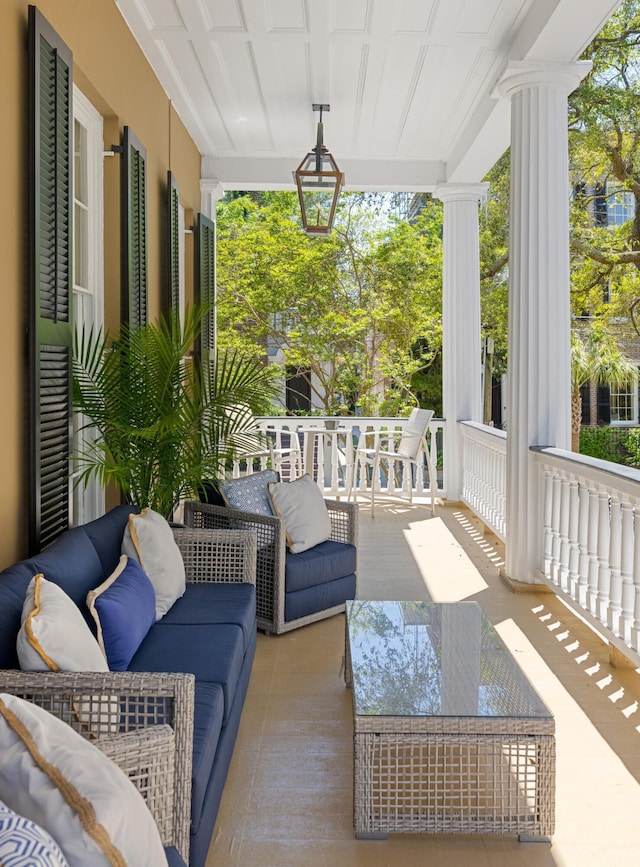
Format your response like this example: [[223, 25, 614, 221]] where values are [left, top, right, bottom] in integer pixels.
[[285, 573, 357, 623], [165, 847, 188, 867], [0, 799, 70, 866], [191, 683, 224, 832], [268, 474, 331, 553], [82, 505, 138, 577], [284, 540, 357, 594], [0, 694, 168, 867], [159, 582, 256, 653], [129, 624, 245, 725], [0, 562, 45, 669], [86, 556, 156, 671], [122, 509, 186, 620], [17, 575, 108, 673], [27, 528, 105, 618]]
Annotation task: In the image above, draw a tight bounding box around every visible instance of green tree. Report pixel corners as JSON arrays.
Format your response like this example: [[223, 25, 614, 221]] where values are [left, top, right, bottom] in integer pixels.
[[570, 324, 637, 450], [216, 191, 443, 415], [569, 0, 640, 324]]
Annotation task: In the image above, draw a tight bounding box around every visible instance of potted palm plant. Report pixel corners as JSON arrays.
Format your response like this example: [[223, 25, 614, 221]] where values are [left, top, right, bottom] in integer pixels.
[[72, 303, 278, 519]]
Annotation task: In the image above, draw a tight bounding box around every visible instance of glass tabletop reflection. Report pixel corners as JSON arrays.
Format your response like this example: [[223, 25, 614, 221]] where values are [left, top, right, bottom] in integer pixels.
[[346, 600, 552, 720]]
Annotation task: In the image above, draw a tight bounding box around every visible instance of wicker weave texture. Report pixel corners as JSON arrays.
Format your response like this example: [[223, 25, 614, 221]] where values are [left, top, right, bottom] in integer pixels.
[[353, 731, 555, 837], [184, 498, 358, 634], [173, 527, 257, 585], [0, 670, 194, 862], [96, 724, 176, 846]]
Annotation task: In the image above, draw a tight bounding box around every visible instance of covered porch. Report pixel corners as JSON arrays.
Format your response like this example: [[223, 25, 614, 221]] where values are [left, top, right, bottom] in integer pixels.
[[211, 500, 640, 866]]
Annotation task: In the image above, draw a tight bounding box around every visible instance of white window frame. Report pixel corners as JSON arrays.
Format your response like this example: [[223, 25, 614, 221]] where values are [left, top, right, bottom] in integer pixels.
[[610, 365, 639, 427], [71, 87, 105, 524]]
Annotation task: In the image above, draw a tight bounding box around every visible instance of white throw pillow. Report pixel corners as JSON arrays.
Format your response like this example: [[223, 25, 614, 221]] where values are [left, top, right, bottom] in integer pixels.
[[0, 694, 168, 867], [16, 575, 108, 672], [16, 576, 118, 737], [268, 474, 332, 553], [0, 799, 70, 866], [122, 509, 186, 620]]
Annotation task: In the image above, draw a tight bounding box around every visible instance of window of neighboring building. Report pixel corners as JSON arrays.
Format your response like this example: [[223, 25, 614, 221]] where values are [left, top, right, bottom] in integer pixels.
[[609, 371, 639, 426], [607, 184, 635, 225], [71, 88, 105, 525]]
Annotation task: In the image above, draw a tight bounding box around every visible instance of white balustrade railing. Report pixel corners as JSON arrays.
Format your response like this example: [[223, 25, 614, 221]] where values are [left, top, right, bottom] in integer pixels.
[[230, 413, 640, 662], [533, 448, 640, 662], [237, 416, 444, 500], [460, 421, 507, 541]]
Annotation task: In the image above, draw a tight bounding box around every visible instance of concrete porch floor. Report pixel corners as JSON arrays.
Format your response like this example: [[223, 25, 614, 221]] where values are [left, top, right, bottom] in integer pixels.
[[207, 501, 640, 866]]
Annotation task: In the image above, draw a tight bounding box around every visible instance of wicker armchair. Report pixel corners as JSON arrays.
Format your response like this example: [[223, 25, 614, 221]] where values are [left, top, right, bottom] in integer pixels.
[[184, 498, 358, 635], [0, 525, 257, 865], [0, 670, 193, 861]]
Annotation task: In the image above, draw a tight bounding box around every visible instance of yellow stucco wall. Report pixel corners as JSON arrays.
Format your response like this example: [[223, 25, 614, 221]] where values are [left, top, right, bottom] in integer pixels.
[[0, 1, 202, 566]]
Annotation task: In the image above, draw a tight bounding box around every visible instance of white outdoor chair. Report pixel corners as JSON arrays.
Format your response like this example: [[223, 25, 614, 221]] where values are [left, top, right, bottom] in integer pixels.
[[225, 406, 303, 479], [349, 408, 436, 516]]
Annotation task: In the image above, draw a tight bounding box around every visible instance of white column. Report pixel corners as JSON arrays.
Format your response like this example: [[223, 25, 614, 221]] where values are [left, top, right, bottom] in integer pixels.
[[200, 179, 225, 220], [434, 183, 487, 501], [498, 61, 591, 583]]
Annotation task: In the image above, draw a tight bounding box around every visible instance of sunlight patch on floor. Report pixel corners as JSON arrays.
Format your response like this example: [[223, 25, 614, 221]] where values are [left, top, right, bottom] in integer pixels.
[[402, 515, 489, 601], [494, 616, 640, 860]]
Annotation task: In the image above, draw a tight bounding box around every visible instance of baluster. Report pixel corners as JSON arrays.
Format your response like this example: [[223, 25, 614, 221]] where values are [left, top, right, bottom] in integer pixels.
[[558, 474, 571, 591], [542, 468, 554, 580], [596, 490, 612, 628], [619, 501, 635, 645], [329, 432, 339, 493], [586, 486, 600, 616], [633, 508, 640, 654], [576, 483, 590, 608], [567, 478, 580, 598], [608, 498, 623, 636], [550, 473, 562, 584]]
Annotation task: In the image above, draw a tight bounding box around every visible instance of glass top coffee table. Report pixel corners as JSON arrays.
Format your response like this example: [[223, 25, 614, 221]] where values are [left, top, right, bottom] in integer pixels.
[[345, 600, 555, 840]]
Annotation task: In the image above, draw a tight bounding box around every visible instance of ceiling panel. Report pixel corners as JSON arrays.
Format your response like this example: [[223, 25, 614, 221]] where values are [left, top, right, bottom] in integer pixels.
[[116, 0, 624, 190]]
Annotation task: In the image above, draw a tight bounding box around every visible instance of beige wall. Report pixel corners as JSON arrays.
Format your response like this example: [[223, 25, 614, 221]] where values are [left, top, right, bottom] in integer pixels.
[[0, 1, 202, 566]]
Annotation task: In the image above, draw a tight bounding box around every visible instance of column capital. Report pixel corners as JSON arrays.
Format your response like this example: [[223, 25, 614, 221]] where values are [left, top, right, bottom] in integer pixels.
[[200, 179, 225, 218], [496, 60, 592, 100], [434, 182, 489, 204]]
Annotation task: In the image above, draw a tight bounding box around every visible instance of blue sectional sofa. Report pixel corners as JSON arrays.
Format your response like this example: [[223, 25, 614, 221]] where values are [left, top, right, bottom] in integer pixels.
[[0, 504, 258, 867]]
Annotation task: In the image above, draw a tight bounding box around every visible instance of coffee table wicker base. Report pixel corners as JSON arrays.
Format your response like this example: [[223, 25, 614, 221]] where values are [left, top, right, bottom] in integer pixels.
[[353, 718, 555, 839]]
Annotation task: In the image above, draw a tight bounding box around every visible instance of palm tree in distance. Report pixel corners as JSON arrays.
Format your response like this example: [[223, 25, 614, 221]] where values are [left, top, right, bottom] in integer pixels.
[[571, 325, 637, 452]]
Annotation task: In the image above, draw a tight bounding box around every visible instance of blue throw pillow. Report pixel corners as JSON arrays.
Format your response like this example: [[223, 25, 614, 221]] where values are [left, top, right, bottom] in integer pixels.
[[0, 799, 69, 866], [86, 556, 156, 671], [221, 469, 278, 516]]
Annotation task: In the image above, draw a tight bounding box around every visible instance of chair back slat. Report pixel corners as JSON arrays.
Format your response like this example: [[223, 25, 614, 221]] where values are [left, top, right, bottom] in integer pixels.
[[397, 408, 434, 458]]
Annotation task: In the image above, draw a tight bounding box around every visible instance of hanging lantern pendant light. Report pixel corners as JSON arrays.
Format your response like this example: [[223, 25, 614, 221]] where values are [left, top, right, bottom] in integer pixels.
[[293, 103, 344, 236]]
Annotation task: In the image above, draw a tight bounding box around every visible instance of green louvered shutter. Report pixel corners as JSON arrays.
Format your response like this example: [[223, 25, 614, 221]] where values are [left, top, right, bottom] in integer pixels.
[[28, 6, 73, 553], [167, 171, 180, 314], [195, 213, 216, 373], [122, 127, 147, 328]]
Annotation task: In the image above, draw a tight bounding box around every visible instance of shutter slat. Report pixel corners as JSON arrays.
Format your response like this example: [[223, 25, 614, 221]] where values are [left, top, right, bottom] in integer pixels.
[[122, 128, 148, 328], [29, 7, 73, 553]]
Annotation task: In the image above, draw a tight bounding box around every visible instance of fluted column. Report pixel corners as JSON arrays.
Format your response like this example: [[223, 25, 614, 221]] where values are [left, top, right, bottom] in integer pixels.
[[498, 61, 591, 583], [434, 183, 487, 501]]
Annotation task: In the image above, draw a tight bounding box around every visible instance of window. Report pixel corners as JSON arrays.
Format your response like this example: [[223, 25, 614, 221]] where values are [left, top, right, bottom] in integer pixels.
[[606, 184, 635, 226], [71, 88, 105, 524], [610, 371, 638, 426]]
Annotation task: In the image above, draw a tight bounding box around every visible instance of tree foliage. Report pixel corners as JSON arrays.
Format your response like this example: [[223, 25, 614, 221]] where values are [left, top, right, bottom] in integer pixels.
[[216, 192, 443, 415], [566, 0, 640, 325]]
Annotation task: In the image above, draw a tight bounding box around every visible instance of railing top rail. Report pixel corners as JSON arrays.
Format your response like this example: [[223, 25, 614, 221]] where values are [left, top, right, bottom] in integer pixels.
[[460, 420, 507, 442], [532, 446, 640, 500]]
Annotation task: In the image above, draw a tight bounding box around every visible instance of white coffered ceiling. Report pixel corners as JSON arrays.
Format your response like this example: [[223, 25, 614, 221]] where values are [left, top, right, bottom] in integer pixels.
[[116, 0, 622, 192]]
